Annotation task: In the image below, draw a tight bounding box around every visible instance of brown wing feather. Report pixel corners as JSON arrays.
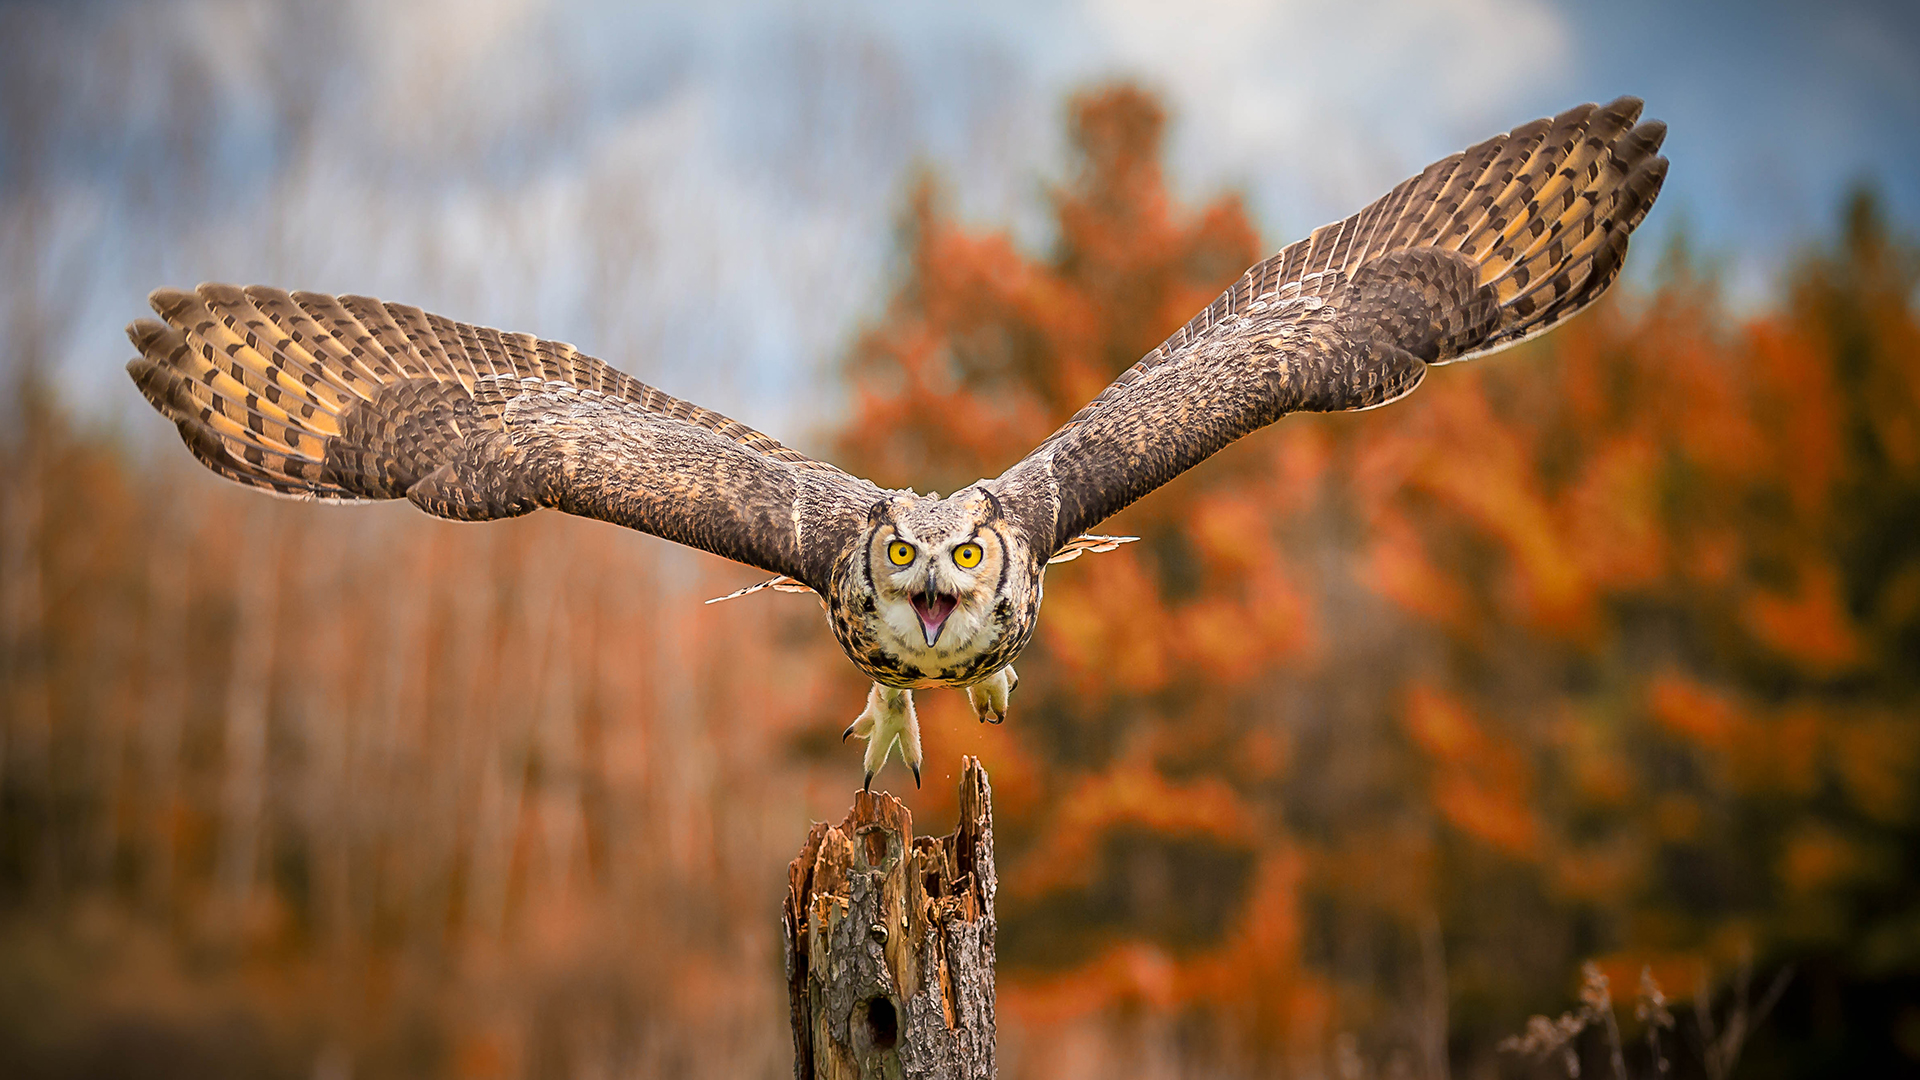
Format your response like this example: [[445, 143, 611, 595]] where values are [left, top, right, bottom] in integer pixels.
[[127, 284, 880, 588], [993, 97, 1668, 552]]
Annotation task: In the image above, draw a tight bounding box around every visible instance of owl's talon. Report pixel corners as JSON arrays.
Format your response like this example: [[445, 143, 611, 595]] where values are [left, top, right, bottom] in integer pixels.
[[847, 683, 920, 791], [966, 665, 1017, 726]]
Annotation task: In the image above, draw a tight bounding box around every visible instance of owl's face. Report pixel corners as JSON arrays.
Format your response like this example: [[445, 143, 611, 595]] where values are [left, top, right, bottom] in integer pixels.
[[838, 486, 1034, 687]]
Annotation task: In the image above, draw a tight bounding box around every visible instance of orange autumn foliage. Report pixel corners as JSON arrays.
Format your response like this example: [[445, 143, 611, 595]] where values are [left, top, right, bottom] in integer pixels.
[[3, 82, 1918, 1076], [836, 85, 1920, 1068]]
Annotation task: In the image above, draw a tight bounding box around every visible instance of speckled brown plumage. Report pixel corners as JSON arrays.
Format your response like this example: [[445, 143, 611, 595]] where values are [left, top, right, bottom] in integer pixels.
[[990, 96, 1667, 553], [127, 284, 882, 588], [127, 99, 1667, 785]]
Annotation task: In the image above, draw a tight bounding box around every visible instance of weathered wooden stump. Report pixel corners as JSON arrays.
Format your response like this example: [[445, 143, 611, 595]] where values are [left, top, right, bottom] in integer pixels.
[[783, 757, 997, 1080]]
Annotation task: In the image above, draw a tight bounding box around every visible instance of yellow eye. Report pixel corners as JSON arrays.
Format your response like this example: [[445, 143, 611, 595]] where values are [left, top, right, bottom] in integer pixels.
[[953, 542, 982, 569], [887, 541, 916, 566]]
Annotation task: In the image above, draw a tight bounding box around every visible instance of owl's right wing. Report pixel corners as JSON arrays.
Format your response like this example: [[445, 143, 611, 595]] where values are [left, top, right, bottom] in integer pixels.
[[127, 284, 885, 592]]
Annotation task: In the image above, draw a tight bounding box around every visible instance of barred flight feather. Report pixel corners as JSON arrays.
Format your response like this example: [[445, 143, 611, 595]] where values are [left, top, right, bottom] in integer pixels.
[[129, 284, 851, 506], [993, 97, 1667, 551]]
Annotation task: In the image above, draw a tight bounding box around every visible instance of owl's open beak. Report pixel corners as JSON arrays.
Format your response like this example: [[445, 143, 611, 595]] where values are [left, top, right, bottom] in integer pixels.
[[911, 589, 956, 646]]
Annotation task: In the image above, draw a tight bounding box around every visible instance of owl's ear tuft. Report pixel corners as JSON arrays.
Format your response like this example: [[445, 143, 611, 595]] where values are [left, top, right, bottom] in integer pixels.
[[974, 487, 1003, 522], [867, 499, 891, 525]]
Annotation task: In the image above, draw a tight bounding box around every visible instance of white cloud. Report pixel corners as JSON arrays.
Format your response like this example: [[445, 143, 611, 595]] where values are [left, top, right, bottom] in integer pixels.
[[361, 0, 550, 143], [21, 0, 1908, 422], [1075, 0, 1571, 231]]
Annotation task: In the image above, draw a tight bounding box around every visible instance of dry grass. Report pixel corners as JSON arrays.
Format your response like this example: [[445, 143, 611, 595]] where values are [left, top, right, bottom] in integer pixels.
[[1500, 960, 1790, 1080]]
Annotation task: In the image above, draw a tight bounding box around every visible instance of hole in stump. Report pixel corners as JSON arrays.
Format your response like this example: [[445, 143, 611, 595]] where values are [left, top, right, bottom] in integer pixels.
[[865, 997, 899, 1050]]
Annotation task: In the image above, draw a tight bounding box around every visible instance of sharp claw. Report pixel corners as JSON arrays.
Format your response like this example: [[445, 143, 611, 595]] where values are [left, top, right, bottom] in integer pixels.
[[863, 771, 874, 793], [911, 764, 922, 788], [842, 723, 856, 741]]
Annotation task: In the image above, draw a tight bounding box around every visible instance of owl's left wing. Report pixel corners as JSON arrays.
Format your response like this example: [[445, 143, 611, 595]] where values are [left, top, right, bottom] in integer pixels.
[[127, 284, 884, 592], [990, 98, 1668, 555]]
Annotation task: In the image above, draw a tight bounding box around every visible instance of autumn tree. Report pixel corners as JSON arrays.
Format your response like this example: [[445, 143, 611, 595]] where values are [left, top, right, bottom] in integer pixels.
[[839, 85, 1920, 1075], [3, 69, 1916, 1077]]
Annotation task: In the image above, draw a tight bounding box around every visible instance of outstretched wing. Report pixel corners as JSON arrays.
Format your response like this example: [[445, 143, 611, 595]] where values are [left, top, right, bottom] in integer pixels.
[[126, 284, 884, 591], [990, 97, 1668, 554]]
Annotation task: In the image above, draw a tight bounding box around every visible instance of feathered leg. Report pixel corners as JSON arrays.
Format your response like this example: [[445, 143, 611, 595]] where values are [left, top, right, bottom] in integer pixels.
[[966, 665, 1018, 724], [842, 683, 921, 790]]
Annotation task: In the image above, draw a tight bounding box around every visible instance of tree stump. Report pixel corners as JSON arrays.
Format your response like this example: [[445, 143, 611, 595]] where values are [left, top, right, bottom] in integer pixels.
[[783, 757, 997, 1079]]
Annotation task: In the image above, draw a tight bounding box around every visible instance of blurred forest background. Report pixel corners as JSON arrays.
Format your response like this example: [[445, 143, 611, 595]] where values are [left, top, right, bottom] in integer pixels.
[[3, 2, 1918, 1078]]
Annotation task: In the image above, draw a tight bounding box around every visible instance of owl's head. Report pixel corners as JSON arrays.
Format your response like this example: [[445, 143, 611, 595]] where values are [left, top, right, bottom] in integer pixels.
[[862, 486, 1020, 658]]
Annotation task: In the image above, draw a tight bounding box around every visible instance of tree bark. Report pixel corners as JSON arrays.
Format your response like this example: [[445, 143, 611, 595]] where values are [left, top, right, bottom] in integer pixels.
[[784, 757, 996, 1080]]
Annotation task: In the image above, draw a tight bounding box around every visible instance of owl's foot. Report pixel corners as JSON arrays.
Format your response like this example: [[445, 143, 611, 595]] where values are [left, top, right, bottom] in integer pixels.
[[966, 665, 1018, 724], [842, 683, 922, 791]]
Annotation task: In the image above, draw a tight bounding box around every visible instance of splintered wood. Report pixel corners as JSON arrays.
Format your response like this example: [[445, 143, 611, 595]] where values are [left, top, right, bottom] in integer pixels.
[[783, 757, 997, 1080]]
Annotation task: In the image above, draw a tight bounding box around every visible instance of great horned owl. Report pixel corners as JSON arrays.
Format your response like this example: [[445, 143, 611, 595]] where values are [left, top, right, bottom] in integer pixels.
[[126, 99, 1667, 790]]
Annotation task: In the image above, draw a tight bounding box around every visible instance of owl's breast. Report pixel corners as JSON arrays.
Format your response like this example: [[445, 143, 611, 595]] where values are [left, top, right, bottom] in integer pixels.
[[827, 559, 1041, 689]]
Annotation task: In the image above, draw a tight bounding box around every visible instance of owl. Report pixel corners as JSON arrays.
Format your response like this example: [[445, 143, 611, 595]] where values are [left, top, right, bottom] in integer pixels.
[[126, 98, 1666, 789]]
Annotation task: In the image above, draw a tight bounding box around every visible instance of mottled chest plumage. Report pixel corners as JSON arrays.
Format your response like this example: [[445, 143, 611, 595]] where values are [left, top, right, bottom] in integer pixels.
[[823, 488, 1043, 689], [828, 574, 1037, 688]]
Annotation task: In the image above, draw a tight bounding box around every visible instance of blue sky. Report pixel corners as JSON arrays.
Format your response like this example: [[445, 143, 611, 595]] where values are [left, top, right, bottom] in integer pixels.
[[3, 0, 1915, 441]]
